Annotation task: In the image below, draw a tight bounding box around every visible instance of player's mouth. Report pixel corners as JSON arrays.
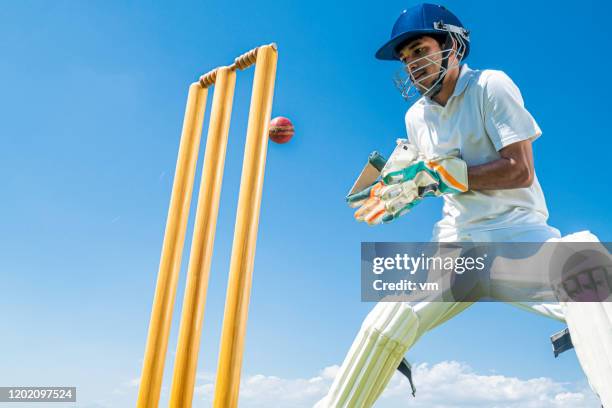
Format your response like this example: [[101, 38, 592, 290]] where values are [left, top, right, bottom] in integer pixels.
[[412, 70, 426, 82]]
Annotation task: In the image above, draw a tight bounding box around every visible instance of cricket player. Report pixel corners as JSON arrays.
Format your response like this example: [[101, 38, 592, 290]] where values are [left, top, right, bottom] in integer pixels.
[[315, 3, 612, 407]]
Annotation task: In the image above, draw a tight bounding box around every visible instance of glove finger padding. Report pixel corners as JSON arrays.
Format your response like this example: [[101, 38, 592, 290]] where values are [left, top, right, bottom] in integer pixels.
[[354, 180, 422, 225], [379, 181, 419, 213], [354, 199, 386, 225], [381, 198, 422, 223], [354, 182, 386, 224]]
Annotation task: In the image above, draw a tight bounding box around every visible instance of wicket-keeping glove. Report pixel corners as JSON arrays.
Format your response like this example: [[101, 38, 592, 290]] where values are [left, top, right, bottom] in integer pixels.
[[347, 139, 469, 225]]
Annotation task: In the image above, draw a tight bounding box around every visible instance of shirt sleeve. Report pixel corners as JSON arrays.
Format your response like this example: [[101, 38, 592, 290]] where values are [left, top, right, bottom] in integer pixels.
[[482, 70, 542, 151]]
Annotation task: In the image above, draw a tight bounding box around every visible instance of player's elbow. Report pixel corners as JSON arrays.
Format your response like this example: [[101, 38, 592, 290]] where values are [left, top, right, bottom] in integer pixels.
[[513, 161, 534, 188], [499, 140, 535, 189], [519, 169, 534, 188]]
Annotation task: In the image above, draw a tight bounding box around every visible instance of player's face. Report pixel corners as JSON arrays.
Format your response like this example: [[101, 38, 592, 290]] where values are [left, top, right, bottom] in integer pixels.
[[397, 37, 444, 92]]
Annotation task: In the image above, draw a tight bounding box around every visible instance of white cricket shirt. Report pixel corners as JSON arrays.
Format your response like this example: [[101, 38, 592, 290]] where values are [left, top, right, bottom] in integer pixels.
[[405, 64, 551, 241]]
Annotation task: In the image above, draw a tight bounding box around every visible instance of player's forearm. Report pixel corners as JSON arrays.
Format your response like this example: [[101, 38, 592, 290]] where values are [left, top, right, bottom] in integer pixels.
[[467, 157, 533, 190]]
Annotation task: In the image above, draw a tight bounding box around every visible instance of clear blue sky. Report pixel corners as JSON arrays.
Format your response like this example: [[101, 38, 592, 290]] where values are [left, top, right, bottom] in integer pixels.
[[0, 1, 609, 407]]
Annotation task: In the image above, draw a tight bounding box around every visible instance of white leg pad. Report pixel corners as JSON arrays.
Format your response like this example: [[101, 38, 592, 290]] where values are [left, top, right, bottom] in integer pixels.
[[316, 301, 471, 407], [556, 230, 612, 407], [563, 302, 612, 407]]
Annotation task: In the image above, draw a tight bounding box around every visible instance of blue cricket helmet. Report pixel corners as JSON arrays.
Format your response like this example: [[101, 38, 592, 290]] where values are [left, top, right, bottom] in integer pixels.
[[375, 3, 470, 61]]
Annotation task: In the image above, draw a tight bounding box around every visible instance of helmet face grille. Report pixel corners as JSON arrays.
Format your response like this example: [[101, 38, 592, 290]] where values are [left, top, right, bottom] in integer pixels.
[[393, 25, 467, 101]]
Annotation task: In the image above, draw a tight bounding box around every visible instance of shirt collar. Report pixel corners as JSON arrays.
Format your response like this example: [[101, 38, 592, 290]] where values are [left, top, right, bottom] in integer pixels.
[[422, 63, 474, 106], [451, 63, 473, 98]]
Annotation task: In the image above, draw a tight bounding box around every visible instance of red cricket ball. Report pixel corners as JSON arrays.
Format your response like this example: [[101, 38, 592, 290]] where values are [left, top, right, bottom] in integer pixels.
[[268, 116, 294, 144]]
